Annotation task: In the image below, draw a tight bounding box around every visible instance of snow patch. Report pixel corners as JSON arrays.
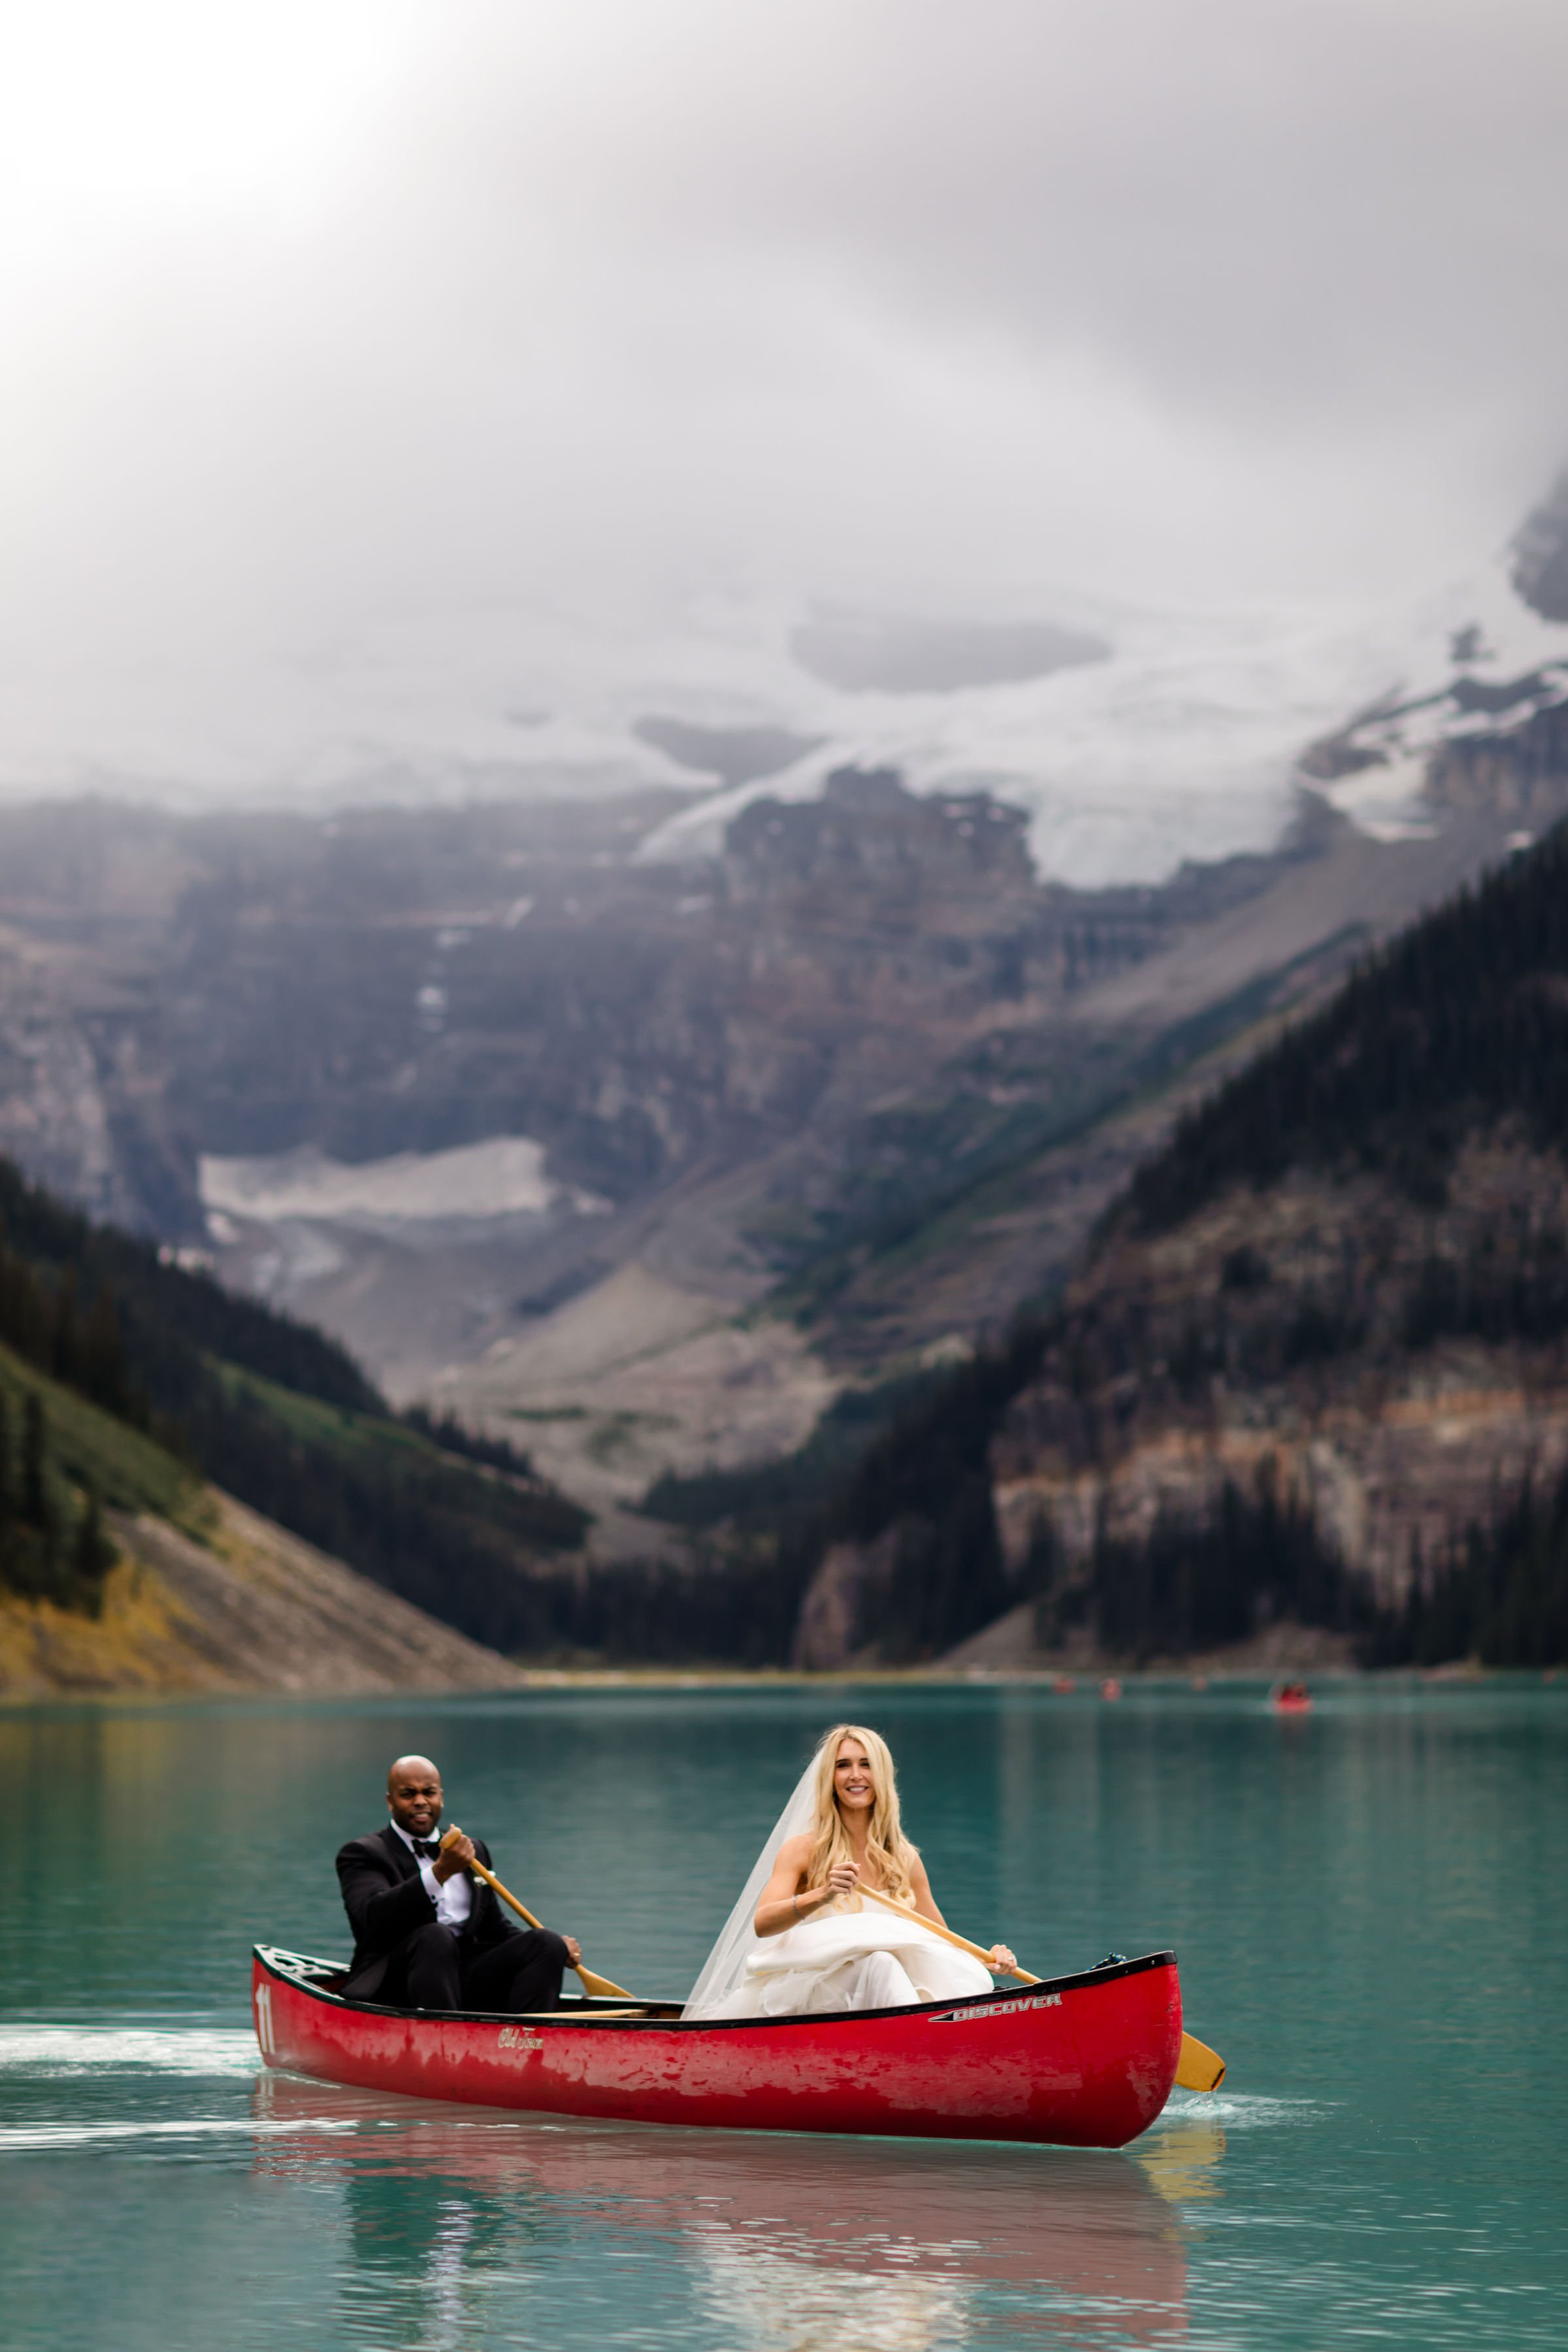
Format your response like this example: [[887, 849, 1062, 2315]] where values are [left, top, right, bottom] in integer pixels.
[[199, 1137, 609, 1230]]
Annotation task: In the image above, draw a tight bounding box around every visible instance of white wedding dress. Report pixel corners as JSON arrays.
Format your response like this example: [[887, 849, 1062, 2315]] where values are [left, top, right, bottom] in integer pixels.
[[693, 1894, 992, 2018], [684, 1765, 993, 2020]]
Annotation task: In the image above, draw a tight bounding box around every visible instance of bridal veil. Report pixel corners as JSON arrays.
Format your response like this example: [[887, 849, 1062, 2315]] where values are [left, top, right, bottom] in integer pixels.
[[684, 1756, 819, 2017], [683, 1747, 992, 2019]]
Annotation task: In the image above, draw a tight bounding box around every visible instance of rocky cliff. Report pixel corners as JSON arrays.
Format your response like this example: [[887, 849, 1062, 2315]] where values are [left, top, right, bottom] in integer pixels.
[[994, 1142, 1568, 1616], [0, 769, 1177, 1233]]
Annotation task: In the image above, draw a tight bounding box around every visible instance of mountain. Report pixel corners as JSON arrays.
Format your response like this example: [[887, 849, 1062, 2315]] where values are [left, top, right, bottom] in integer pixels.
[[1, 1485, 527, 1701], [0, 477, 1564, 1634], [0, 578, 1445, 887], [10, 551, 1558, 894], [0, 715, 1554, 1533], [0, 1339, 523, 1698], [636, 553, 1568, 880], [0, 1152, 596, 1669], [786, 822, 1568, 1671]]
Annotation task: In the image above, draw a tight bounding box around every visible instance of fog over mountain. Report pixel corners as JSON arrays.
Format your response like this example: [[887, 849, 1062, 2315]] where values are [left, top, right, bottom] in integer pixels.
[[2, 0, 1567, 852]]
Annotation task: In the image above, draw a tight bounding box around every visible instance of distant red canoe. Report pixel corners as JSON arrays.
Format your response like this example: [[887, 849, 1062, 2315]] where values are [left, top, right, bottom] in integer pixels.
[[1271, 1682, 1313, 1712], [251, 1945, 1183, 2149]]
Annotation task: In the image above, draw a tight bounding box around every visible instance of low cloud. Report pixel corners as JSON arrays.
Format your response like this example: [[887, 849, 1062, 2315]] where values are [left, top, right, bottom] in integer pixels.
[[1, 0, 1565, 791]]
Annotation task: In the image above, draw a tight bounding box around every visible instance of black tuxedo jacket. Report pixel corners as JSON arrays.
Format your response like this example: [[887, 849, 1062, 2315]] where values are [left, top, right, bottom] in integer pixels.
[[336, 1825, 518, 1998]]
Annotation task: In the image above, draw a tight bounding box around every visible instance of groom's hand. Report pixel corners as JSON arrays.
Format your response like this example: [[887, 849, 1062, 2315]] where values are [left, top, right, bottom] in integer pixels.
[[433, 1829, 476, 1883], [563, 1936, 582, 1965]]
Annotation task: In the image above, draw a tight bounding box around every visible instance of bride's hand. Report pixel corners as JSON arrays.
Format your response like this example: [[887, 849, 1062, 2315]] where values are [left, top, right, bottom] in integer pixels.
[[824, 1861, 859, 1901], [987, 1943, 1017, 1972]]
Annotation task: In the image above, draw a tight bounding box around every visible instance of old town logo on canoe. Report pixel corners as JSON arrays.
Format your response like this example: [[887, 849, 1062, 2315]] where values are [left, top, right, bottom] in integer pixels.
[[936, 1993, 1062, 2023], [497, 2026, 545, 2051]]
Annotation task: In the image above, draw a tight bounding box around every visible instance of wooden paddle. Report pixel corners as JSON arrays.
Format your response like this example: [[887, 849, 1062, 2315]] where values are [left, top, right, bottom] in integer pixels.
[[442, 1828, 636, 2001], [856, 1882, 1226, 2091]]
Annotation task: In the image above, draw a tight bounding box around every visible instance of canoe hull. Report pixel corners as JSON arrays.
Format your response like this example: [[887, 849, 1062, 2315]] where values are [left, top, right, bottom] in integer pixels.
[[251, 1946, 1182, 2149]]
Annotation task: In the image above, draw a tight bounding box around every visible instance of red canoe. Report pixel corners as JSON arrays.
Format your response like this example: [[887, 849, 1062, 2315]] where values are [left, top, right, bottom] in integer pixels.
[[251, 1944, 1183, 2149]]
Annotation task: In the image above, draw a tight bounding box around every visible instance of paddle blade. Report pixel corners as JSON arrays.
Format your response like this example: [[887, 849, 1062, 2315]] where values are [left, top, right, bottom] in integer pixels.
[[1175, 2031, 1226, 2091], [574, 1965, 636, 2000]]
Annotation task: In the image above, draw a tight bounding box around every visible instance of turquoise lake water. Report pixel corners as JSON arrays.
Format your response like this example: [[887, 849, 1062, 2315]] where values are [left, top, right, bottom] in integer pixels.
[[1, 1680, 1563, 2351]]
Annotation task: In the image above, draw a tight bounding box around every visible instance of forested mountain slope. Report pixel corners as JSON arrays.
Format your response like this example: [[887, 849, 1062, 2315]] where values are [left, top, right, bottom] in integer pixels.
[[1127, 819, 1568, 1231], [0, 1155, 589, 1657], [0, 1331, 524, 1696], [786, 826, 1568, 1669]]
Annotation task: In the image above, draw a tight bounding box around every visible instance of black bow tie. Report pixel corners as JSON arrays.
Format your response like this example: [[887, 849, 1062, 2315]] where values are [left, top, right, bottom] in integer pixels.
[[411, 1837, 442, 1860]]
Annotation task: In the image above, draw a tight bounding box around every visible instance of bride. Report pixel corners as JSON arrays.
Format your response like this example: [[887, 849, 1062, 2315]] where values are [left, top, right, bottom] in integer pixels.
[[684, 1723, 1017, 2019]]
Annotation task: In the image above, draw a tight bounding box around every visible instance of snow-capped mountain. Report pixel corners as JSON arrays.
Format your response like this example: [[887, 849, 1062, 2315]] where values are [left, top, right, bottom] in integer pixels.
[[3, 486, 1565, 894], [1298, 503, 1568, 846]]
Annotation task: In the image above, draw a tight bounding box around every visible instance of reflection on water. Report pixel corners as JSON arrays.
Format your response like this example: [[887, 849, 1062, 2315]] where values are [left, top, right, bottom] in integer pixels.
[[1135, 2119, 1226, 2204], [252, 2072, 1196, 2349]]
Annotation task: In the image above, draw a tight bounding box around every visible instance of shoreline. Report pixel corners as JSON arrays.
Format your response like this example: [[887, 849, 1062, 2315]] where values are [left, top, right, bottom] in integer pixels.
[[3, 1658, 1555, 1708]]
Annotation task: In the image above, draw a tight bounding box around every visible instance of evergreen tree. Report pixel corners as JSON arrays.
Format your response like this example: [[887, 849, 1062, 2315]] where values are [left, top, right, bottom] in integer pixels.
[[70, 1487, 112, 1619], [80, 1283, 134, 1418], [22, 1390, 46, 1527], [50, 1278, 80, 1388]]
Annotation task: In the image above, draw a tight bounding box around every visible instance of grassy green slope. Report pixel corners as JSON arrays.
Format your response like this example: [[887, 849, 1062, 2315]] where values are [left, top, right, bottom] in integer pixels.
[[0, 1340, 204, 1530]]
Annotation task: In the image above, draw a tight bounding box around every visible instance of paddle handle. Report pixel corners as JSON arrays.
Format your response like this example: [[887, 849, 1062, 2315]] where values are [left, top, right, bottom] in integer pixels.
[[442, 1829, 634, 2002], [855, 1882, 1041, 1983], [459, 1846, 543, 1931], [442, 1827, 544, 1929]]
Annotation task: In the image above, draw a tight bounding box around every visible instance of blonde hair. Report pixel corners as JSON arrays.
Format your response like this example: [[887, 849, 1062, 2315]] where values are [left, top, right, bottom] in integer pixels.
[[804, 1723, 919, 1906]]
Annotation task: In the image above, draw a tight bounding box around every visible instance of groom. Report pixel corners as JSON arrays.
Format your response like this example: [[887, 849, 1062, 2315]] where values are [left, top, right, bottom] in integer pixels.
[[336, 1754, 581, 2013]]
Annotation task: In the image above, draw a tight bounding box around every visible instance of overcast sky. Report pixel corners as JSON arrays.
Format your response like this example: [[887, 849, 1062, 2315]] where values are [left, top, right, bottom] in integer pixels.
[[2, 0, 1566, 789]]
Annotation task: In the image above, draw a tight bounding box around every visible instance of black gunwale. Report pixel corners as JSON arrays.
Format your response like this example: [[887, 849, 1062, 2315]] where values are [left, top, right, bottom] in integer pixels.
[[253, 1944, 1177, 2034]]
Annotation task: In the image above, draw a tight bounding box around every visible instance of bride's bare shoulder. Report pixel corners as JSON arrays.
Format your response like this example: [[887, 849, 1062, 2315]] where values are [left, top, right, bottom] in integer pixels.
[[774, 1831, 813, 1868]]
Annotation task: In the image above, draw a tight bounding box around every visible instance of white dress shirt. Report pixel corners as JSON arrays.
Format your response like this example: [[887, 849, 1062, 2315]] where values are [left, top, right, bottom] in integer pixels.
[[390, 1819, 472, 1931]]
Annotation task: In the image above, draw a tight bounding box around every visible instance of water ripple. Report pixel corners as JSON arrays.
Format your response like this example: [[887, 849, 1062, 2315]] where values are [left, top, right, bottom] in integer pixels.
[[0, 2026, 260, 2078], [1157, 2089, 1329, 2130], [1, 2115, 355, 2152]]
